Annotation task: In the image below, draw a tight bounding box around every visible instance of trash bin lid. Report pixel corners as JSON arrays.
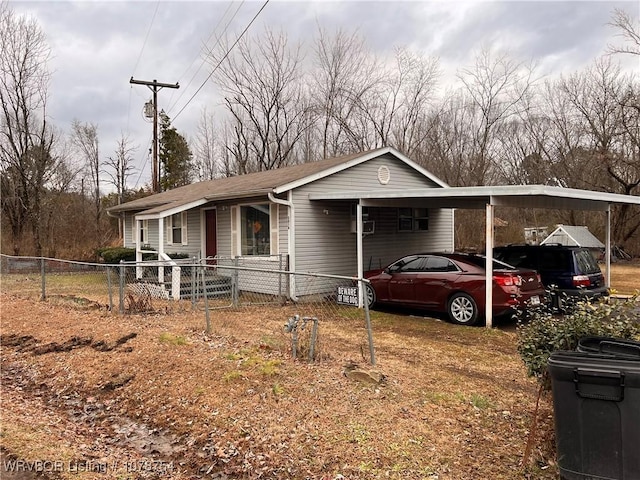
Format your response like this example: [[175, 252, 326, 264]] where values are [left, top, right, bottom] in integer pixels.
[[577, 336, 640, 360]]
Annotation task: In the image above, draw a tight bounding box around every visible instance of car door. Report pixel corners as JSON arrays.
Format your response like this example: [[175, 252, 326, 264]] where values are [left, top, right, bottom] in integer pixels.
[[414, 256, 461, 309], [387, 256, 425, 304]]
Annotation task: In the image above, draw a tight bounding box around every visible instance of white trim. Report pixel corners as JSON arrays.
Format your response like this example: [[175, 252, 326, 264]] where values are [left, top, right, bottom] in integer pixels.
[[273, 147, 449, 194], [165, 212, 188, 246], [309, 185, 640, 210], [136, 198, 209, 221], [230, 206, 239, 257], [485, 203, 495, 329], [269, 203, 279, 255]]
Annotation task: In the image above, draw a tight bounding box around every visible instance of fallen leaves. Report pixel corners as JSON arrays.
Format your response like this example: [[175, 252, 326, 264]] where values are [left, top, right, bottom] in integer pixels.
[[0, 292, 558, 479]]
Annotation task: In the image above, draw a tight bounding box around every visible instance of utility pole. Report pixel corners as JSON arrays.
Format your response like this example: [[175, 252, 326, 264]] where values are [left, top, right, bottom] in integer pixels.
[[129, 77, 179, 193]]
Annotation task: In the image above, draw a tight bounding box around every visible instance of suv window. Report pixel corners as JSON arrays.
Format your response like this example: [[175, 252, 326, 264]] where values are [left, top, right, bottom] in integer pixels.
[[538, 249, 571, 271], [574, 249, 600, 274]]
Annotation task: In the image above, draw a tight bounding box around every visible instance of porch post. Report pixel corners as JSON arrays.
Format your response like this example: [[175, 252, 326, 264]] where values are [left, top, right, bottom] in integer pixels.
[[485, 202, 494, 328], [135, 217, 142, 279], [357, 202, 364, 307], [158, 216, 165, 284]]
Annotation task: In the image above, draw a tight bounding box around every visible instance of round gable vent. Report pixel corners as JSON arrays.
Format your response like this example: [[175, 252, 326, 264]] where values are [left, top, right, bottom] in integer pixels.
[[377, 165, 391, 185]]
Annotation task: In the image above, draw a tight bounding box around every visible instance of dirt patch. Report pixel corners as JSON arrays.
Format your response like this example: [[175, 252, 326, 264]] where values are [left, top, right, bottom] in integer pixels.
[[0, 292, 557, 479], [1, 333, 137, 355]]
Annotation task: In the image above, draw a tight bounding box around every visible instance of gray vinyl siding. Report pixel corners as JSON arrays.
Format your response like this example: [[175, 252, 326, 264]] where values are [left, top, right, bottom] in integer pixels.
[[278, 202, 289, 256], [362, 208, 454, 270], [292, 154, 453, 276], [163, 210, 201, 257], [148, 222, 160, 249], [123, 213, 134, 247], [216, 206, 232, 258]]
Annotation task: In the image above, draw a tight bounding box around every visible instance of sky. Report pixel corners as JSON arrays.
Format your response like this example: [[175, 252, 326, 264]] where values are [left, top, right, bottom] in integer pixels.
[[8, 0, 639, 191]]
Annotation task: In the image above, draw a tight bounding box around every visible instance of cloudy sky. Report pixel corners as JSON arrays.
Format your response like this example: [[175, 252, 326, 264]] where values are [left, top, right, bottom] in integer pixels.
[[8, 0, 639, 190]]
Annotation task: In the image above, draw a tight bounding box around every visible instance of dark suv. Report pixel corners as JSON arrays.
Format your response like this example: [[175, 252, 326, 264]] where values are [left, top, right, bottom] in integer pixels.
[[493, 244, 608, 311]]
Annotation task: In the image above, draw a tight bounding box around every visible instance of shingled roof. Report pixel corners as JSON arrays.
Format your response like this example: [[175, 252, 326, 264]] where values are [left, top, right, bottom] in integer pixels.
[[107, 147, 445, 215]]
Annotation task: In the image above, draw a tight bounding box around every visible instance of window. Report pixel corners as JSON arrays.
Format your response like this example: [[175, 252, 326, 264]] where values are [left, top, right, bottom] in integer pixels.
[[132, 217, 148, 245], [139, 220, 149, 245], [398, 208, 429, 232], [166, 212, 188, 245], [425, 257, 457, 272], [241, 204, 270, 255]]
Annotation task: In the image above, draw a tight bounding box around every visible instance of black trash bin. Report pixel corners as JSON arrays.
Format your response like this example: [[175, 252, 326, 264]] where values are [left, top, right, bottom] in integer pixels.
[[548, 350, 640, 480]]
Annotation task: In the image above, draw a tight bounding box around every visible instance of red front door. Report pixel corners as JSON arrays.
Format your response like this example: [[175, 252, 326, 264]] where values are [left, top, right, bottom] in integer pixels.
[[205, 209, 217, 262]]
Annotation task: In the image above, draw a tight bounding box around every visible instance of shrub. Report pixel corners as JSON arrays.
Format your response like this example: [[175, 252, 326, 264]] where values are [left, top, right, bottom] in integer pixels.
[[97, 247, 136, 264], [517, 296, 640, 387]]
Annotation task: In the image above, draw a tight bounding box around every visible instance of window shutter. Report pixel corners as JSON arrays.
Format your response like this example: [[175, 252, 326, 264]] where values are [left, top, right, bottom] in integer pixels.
[[230, 206, 238, 256], [131, 216, 136, 244], [181, 212, 188, 245], [269, 203, 279, 255]]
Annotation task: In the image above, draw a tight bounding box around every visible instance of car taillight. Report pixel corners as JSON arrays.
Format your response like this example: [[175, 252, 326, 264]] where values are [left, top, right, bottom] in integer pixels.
[[494, 274, 521, 286], [573, 275, 591, 287]]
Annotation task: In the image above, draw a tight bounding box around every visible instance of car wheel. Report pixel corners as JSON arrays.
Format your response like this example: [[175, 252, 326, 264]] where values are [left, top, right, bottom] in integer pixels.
[[365, 284, 377, 308], [447, 292, 479, 326]]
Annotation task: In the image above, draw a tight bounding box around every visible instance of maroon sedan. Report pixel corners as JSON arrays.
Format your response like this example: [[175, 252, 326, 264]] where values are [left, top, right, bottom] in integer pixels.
[[364, 253, 547, 325]]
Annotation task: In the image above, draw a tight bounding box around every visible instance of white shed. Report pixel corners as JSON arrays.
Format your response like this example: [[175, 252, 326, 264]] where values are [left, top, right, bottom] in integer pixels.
[[541, 225, 605, 249]]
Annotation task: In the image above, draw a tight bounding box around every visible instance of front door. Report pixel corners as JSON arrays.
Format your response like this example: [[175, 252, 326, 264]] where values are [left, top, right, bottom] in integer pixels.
[[205, 209, 217, 262]]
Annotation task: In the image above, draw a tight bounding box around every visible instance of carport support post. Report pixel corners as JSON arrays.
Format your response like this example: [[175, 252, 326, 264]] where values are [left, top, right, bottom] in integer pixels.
[[605, 206, 611, 288], [485, 203, 494, 328], [356, 202, 364, 307]]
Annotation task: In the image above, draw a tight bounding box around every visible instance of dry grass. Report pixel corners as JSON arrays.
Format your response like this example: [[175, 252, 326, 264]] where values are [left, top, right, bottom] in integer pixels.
[[0, 292, 560, 480], [606, 260, 640, 295]]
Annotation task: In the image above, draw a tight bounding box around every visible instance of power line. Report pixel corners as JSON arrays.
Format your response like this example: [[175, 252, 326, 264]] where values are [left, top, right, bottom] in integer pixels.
[[166, 1, 244, 115], [172, 0, 270, 122], [131, 1, 160, 76]]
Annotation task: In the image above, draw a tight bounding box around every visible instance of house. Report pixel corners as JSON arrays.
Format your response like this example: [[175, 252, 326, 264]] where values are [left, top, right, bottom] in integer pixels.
[[107, 147, 454, 299], [541, 225, 605, 250]]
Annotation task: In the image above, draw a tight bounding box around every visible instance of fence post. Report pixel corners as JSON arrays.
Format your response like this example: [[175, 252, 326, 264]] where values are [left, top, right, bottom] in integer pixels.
[[232, 257, 239, 307], [119, 260, 125, 314], [191, 257, 197, 309], [361, 279, 376, 366], [278, 254, 283, 300], [201, 265, 211, 334], [40, 257, 46, 301], [107, 267, 113, 311]]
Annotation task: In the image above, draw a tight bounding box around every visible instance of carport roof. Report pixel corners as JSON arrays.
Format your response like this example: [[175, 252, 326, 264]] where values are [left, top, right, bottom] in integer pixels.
[[309, 184, 640, 210]]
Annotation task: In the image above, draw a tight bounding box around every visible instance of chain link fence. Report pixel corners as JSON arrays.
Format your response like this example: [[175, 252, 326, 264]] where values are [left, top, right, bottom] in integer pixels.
[[1, 254, 375, 364]]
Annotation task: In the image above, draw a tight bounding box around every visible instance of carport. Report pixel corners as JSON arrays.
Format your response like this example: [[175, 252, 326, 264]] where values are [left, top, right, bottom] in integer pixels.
[[310, 184, 640, 327]]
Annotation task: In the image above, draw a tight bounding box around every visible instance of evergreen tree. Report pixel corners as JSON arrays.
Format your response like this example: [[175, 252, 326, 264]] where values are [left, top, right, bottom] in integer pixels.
[[159, 110, 193, 191]]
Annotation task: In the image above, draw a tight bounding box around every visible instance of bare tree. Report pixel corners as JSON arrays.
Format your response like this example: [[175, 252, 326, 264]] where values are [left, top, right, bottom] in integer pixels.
[[104, 132, 137, 200], [607, 8, 640, 57], [0, 2, 60, 255], [361, 47, 440, 154], [193, 107, 222, 180], [71, 120, 102, 237], [104, 133, 137, 238], [454, 47, 537, 185], [208, 29, 311, 173], [311, 28, 380, 158]]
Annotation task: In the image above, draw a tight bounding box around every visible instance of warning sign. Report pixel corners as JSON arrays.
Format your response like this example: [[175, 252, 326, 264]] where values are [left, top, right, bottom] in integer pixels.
[[337, 286, 359, 306]]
